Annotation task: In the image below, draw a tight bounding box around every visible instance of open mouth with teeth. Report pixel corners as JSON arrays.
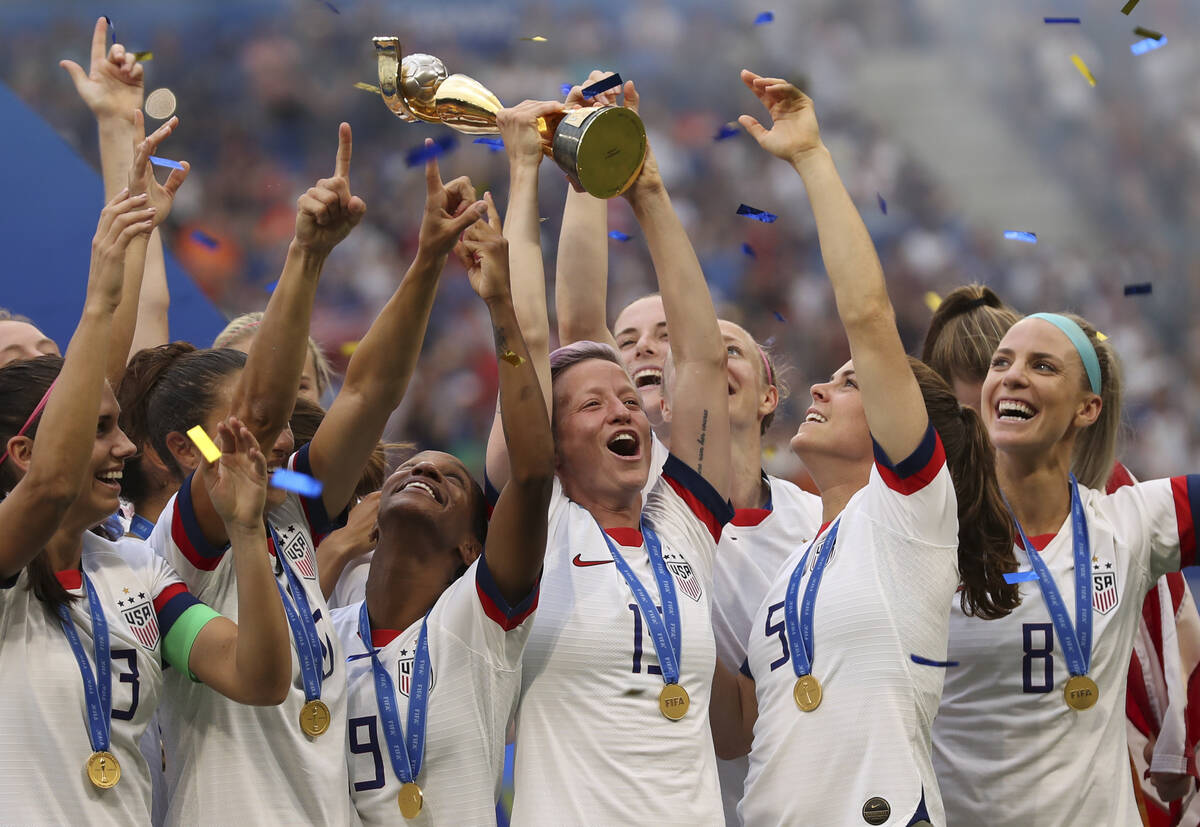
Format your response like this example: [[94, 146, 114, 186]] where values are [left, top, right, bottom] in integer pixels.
[[606, 431, 641, 459], [996, 400, 1037, 421], [96, 469, 123, 489], [633, 368, 662, 389], [400, 478, 442, 504], [804, 411, 828, 424]]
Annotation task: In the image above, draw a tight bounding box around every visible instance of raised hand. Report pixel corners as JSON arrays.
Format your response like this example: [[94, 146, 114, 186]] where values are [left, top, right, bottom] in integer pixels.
[[200, 417, 269, 531], [496, 100, 563, 167], [60, 17, 144, 123], [294, 122, 367, 255], [737, 70, 823, 165], [453, 193, 510, 302], [417, 146, 486, 258], [88, 189, 157, 309], [563, 70, 632, 110], [128, 110, 189, 226]]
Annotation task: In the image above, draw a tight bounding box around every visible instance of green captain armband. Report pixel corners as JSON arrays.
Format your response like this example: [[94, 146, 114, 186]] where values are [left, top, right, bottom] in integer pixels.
[[162, 603, 221, 681]]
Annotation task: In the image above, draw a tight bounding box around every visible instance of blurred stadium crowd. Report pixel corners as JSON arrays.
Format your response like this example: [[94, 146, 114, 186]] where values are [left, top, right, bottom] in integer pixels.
[[2, 0, 1198, 484]]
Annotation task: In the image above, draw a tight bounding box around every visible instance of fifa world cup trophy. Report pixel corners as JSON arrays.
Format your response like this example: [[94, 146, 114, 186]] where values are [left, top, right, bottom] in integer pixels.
[[373, 37, 647, 198]]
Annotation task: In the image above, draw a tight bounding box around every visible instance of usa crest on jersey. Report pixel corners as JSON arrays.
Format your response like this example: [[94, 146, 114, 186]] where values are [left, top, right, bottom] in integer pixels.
[[1092, 559, 1118, 615], [276, 523, 316, 580], [396, 651, 436, 698], [118, 591, 160, 649], [662, 552, 702, 602]]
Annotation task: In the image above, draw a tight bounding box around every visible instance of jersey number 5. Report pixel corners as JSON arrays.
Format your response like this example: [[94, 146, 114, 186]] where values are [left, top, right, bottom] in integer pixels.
[[1022, 622, 1054, 693]]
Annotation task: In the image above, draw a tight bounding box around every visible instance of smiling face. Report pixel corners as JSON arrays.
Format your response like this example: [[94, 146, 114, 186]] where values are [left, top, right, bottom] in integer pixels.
[[70, 384, 137, 527], [0, 321, 59, 368], [789, 360, 873, 471], [553, 358, 652, 507], [378, 450, 479, 550], [981, 317, 1101, 460], [613, 295, 668, 426]]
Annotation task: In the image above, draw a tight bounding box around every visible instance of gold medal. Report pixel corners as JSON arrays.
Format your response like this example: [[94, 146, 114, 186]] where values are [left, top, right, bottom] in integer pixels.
[[793, 674, 822, 712], [299, 699, 331, 736], [397, 781, 423, 819], [658, 683, 690, 720], [86, 750, 121, 789], [1063, 674, 1099, 710]]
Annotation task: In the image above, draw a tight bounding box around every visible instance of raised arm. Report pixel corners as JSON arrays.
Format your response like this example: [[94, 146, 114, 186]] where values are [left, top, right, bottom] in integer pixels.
[[0, 191, 155, 576], [739, 71, 926, 461], [306, 148, 484, 518], [623, 84, 730, 499], [483, 101, 561, 490], [62, 17, 172, 360], [455, 197, 554, 603], [186, 417, 290, 705]]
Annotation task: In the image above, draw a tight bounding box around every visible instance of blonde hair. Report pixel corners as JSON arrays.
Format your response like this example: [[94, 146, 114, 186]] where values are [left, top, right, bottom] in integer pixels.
[[921, 285, 1020, 386], [213, 312, 334, 399], [1054, 313, 1122, 490]]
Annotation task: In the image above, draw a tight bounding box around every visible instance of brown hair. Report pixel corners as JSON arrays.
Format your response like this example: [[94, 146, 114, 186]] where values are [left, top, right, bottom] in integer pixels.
[[0, 307, 35, 325], [1053, 313, 1123, 490], [921, 285, 1020, 387], [909, 357, 1020, 619], [0, 356, 76, 610]]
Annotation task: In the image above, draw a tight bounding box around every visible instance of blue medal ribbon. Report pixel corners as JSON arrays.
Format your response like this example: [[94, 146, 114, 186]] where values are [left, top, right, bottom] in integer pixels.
[[1005, 475, 1092, 677], [269, 525, 324, 702], [599, 521, 683, 686], [56, 570, 113, 755], [129, 514, 155, 541], [783, 520, 841, 679], [358, 601, 430, 787]]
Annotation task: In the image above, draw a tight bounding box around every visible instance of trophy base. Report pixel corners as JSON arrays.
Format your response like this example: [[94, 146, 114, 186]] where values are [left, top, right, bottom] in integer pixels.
[[551, 106, 647, 199]]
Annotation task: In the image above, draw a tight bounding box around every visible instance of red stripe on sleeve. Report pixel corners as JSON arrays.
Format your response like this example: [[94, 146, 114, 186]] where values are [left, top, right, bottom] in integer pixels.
[[1171, 476, 1198, 569], [875, 435, 946, 496], [476, 580, 539, 632], [171, 505, 223, 571], [153, 583, 188, 614], [663, 475, 722, 543]]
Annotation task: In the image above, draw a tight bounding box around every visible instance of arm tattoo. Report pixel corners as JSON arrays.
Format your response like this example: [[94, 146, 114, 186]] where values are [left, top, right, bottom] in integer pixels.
[[696, 409, 709, 473]]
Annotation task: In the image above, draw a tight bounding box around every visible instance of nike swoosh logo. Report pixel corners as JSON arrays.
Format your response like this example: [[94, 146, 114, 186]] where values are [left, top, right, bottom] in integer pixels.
[[572, 554, 614, 567]]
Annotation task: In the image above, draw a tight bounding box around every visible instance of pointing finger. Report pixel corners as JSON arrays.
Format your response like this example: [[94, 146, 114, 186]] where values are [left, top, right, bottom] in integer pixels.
[[90, 17, 108, 66], [424, 141, 444, 196], [334, 122, 353, 180]]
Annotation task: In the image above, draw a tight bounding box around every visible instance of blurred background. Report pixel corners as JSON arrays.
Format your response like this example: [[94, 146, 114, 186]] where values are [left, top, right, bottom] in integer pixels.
[[2, 0, 1199, 487]]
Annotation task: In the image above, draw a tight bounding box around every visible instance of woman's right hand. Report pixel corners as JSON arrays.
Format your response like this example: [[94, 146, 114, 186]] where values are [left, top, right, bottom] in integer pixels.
[[60, 17, 144, 123], [737, 70, 825, 165], [87, 189, 157, 310], [200, 417, 268, 533]]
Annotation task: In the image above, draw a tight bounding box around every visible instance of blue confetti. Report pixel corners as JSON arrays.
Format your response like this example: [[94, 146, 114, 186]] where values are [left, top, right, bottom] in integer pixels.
[[773, 310, 786, 323], [763, 336, 777, 347], [270, 469, 324, 498], [325, 1, 340, 12], [264, 279, 279, 294], [1003, 230, 1038, 244], [1131, 36, 1167, 55], [190, 229, 219, 249], [405, 135, 458, 168], [1043, 16, 1081, 24], [1003, 570, 1039, 584], [582, 73, 622, 100], [754, 11, 775, 25], [560, 83, 574, 97], [737, 203, 778, 223], [473, 137, 505, 152], [608, 230, 632, 242], [742, 242, 756, 258], [910, 654, 959, 668], [877, 192, 887, 215], [149, 155, 184, 171], [105, 16, 115, 47], [714, 123, 740, 141], [1124, 282, 1152, 296]]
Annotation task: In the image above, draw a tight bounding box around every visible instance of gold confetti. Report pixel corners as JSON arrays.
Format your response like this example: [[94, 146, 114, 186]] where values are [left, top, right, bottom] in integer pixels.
[[1133, 26, 1164, 40], [133, 51, 153, 62], [500, 350, 525, 367], [924, 291, 942, 312], [1120, 0, 1140, 15], [353, 82, 381, 95], [1096, 331, 1109, 342], [1071, 54, 1096, 87], [144, 87, 177, 120], [539, 217, 548, 223], [186, 426, 221, 463], [340, 341, 359, 356], [520, 36, 548, 42]]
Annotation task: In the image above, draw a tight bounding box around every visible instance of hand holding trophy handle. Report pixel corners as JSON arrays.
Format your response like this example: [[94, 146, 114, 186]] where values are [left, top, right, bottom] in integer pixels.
[[373, 37, 646, 198]]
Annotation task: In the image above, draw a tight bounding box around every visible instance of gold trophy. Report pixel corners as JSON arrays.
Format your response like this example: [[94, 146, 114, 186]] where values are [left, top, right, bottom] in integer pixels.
[[373, 37, 647, 199]]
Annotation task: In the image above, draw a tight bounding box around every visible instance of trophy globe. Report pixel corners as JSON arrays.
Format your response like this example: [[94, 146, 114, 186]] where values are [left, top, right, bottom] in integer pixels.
[[400, 53, 448, 122]]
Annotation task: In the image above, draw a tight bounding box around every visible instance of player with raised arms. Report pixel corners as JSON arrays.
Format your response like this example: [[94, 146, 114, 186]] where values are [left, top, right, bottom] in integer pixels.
[[139, 127, 486, 824], [334, 191, 553, 824], [924, 286, 1200, 825], [710, 72, 1021, 826], [485, 91, 734, 824], [551, 71, 824, 824], [0, 188, 292, 823]]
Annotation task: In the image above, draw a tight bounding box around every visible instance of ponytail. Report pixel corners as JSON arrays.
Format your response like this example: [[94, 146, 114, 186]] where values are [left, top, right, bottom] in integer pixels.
[[118, 342, 198, 502], [909, 358, 1020, 619], [921, 284, 1019, 389]]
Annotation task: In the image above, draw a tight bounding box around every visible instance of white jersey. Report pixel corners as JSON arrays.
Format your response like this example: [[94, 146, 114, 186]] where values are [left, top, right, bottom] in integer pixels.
[[512, 453, 734, 826], [933, 474, 1200, 827], [641, 430, 670, 502], [329, 549, 371, 610], [148, 444, 354, 826], [334, 555, 535, 826], [714, 475, 823, 826], [741, 427, 958, 826], [0, 532, 206, 825]]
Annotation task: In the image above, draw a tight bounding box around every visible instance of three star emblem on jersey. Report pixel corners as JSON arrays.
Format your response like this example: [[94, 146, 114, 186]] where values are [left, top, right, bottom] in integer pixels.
[[1091, 559, 1118, 615], [662, 553, 702, 602], [117, 592, 159, 649], [278, 525, 317, 579], [398, 652, 436, 697]]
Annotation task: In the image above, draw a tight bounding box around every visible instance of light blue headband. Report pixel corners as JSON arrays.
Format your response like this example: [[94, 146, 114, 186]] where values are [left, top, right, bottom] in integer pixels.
[[1027, 313, 1101, 395]]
